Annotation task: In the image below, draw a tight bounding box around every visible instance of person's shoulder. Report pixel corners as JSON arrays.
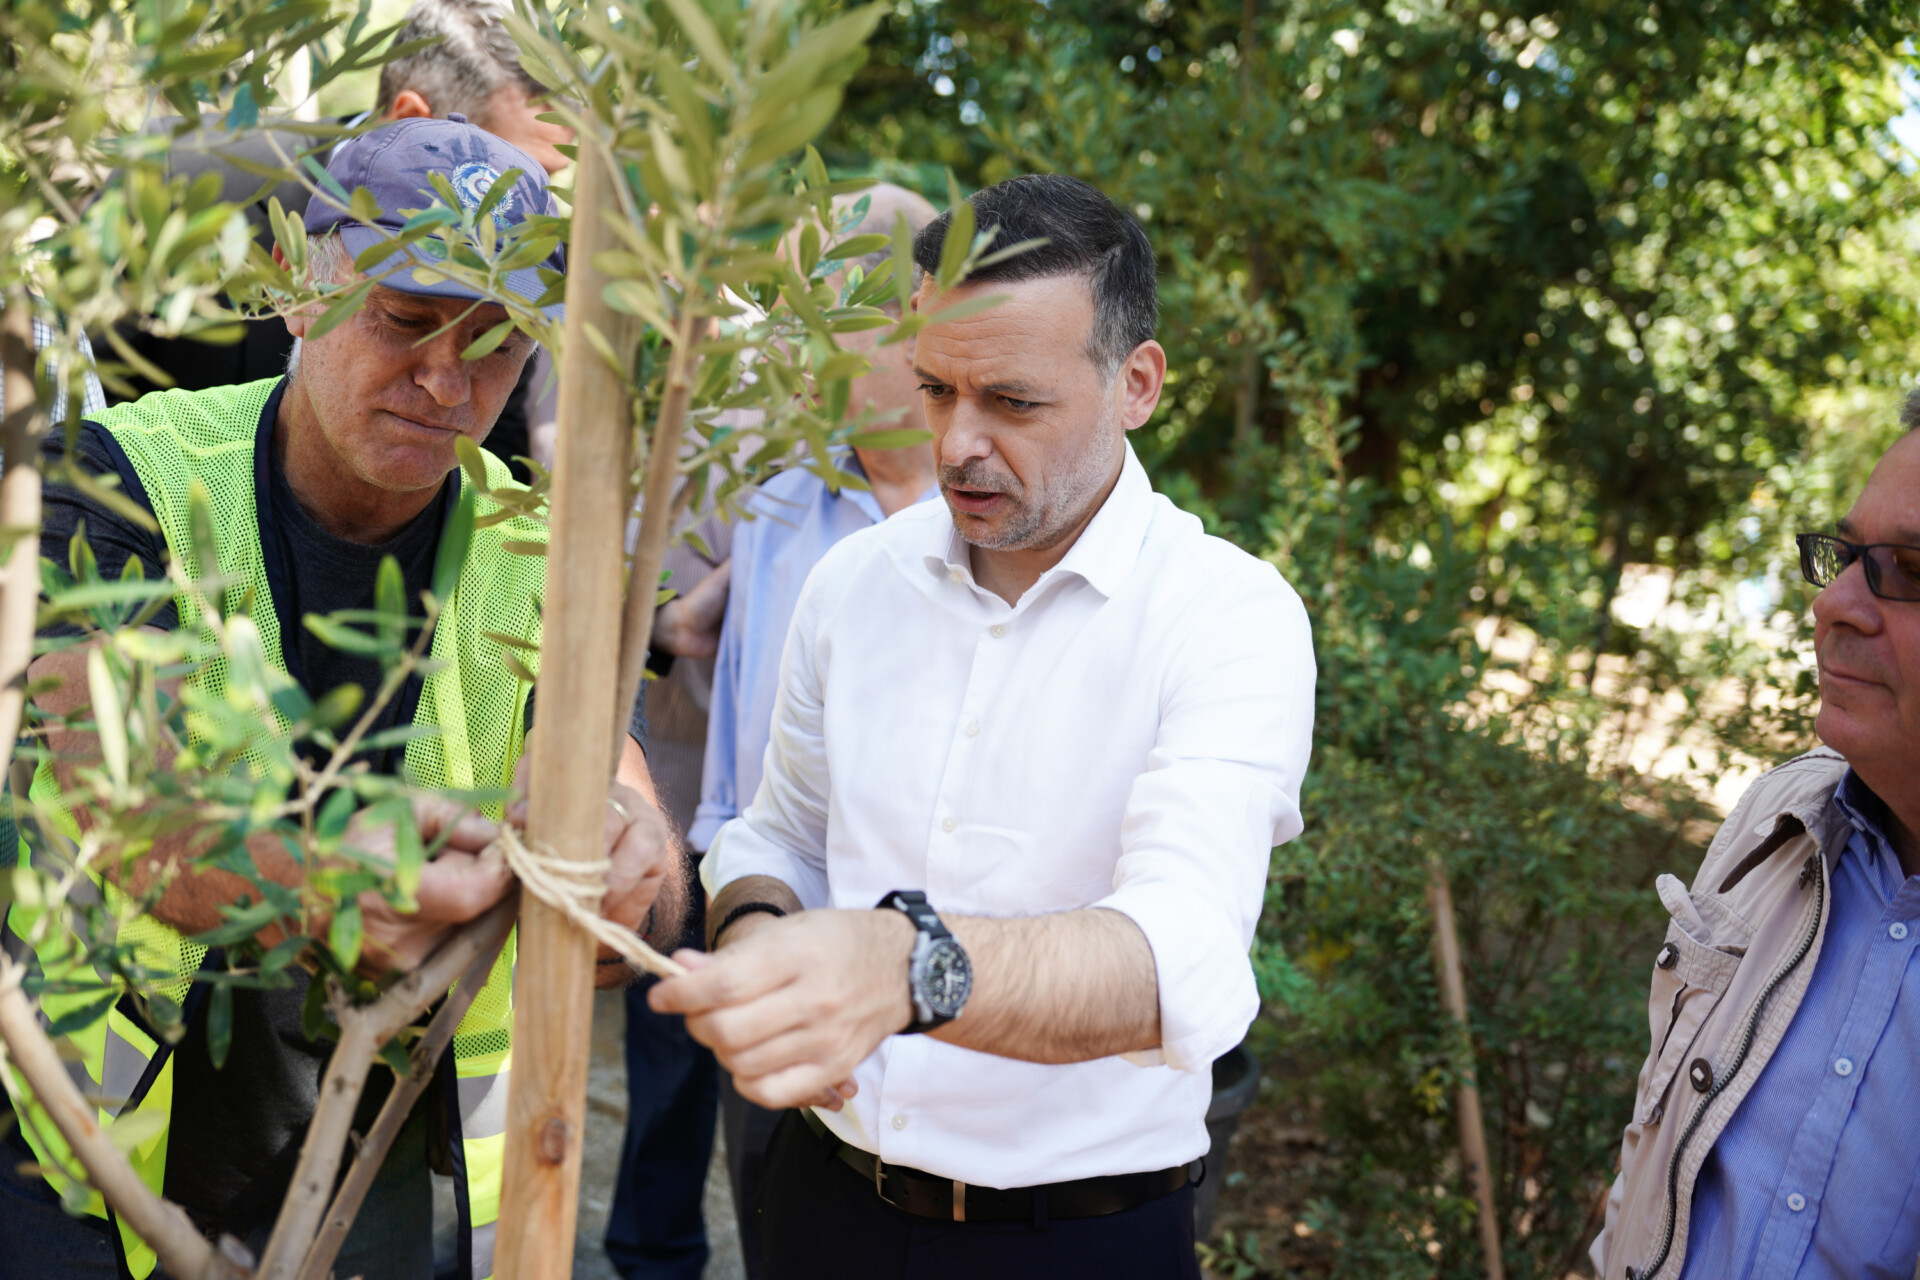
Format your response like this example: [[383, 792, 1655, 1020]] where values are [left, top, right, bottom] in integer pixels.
[[788, 493, 939, 605], [40, 419, 123, 472], [1144, 492, 1302, 608], [1723, 748, 1846, 810], [737, 464, 841, 535], [1719, 747, 1849, 837], [1128, 496, 1312, 680], [752, 464, 833, 504], [96, 378, 277, 443], [1690, 746, 1847, 901], [812, 502, 915, 575]]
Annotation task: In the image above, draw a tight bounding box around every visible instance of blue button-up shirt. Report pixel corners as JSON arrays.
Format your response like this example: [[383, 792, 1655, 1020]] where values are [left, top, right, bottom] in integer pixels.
[[687, 458, 936, 852], [1680, 770, 1920, 1280]]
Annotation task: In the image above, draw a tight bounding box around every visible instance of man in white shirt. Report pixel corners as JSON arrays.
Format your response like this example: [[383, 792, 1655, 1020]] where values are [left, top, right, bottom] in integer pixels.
[[685, 182, 941, 1280], [651, 174, 1316, 1279]]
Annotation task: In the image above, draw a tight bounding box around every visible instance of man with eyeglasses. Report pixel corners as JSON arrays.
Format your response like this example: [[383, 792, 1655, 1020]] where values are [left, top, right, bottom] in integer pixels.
[[1591, 404, 1920, 1280]]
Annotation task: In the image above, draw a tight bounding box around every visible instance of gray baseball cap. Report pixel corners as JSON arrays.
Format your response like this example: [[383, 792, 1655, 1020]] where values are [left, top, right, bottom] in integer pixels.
[[303, 113, 566, 316]]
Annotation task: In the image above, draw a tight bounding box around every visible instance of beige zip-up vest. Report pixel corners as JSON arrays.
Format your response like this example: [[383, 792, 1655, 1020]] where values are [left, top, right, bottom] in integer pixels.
[[1592, 747, 1851, 1280]]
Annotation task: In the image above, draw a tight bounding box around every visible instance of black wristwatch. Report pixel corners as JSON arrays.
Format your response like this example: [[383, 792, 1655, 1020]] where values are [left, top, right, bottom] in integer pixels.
[[875, 890, 972, 1033]]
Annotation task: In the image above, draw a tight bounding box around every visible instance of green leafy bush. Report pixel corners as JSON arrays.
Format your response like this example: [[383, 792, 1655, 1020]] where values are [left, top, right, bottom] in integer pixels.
[[1231, 422, 1695, 1277], [1259, 739, 1673, 1277]]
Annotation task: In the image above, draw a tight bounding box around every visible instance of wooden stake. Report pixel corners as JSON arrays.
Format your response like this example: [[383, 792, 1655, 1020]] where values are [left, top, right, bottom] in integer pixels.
[[493, 136, 633, 1280], [1427, 855, 1505, 1280], [0, 294, 45, 784]]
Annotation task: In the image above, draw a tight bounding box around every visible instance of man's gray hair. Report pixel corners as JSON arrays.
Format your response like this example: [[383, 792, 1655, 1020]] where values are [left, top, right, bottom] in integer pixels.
[[287, 233, 355, 375], [1902, 386, 1920, 433], [306, 231, 353, 285], [836, 183, 938, 300], [374, 0, 547, 126]]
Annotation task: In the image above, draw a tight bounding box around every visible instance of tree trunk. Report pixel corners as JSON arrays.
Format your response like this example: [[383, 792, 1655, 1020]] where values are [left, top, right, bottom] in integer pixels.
[[493, 135, 634, 1280], [298, 906, 515, 1280], [0, 960, 252, 1280], [609, 322, 694, 769]]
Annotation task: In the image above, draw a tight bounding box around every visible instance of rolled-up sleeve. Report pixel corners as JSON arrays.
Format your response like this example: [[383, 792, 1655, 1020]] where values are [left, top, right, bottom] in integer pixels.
[[1095, 566, 1315, 1073], [702, 566, 834, 909]]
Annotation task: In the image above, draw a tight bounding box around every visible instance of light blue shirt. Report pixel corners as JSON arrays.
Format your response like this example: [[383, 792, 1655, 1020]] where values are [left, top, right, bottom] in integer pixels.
[[0, 317, 106, 422], [1680, 769, 1920, 1280], [688, 459, 936, 852]]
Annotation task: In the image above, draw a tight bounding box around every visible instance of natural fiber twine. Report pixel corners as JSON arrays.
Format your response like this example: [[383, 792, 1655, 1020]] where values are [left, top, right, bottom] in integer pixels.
[[496, 825, 688, 979]]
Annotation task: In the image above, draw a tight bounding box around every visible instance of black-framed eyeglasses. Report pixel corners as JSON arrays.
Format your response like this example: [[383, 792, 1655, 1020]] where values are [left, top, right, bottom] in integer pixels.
[[1796, 533, 1920, 602]]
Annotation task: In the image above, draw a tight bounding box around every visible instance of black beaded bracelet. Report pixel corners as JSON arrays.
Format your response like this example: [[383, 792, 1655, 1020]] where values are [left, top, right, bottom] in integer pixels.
[[712, 900, 787, 947]]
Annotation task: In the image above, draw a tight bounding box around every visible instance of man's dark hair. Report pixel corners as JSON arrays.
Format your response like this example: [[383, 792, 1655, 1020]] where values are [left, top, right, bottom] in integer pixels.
[[1902, 386, 1920, 433], [913, 174, 1157, 379]]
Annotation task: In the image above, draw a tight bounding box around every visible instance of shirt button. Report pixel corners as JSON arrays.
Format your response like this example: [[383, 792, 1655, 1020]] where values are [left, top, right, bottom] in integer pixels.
[[1786, 1192, 1807, 1212], [891, 1113, 908, 1130], [989, 624, 1006, 638], [1892, 922, 1910, 941], [965, 721, 980, 737], [941, 817, 957, 833], [948, 567, 965, 583], [1834, 1057, 1854, 1077]]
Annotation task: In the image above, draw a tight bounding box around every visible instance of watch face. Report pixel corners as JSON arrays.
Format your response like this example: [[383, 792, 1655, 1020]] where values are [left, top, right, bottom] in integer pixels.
[[921, 937, 973, 1019]]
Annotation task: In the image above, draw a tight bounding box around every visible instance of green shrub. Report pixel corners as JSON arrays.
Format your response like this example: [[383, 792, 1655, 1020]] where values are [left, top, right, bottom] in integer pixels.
[[1257, 738, 1674, 1278], [1240, 427, 1695, 1278]]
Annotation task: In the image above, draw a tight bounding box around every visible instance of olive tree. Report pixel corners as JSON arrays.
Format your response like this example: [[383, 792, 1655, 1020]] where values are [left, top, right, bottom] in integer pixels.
[[0, 0, 1009, 1274]]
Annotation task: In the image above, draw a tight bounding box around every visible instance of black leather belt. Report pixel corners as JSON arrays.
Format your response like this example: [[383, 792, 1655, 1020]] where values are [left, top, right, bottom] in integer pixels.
[[798, 1107, 1195, 1223]]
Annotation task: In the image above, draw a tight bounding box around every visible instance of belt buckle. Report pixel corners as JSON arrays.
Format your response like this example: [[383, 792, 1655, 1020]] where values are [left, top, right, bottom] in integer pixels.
[[873, 1156, 888, 1203]]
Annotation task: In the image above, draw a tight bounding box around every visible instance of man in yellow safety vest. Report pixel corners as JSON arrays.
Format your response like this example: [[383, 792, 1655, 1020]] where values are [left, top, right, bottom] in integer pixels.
[[0, 115, 680, 1280]]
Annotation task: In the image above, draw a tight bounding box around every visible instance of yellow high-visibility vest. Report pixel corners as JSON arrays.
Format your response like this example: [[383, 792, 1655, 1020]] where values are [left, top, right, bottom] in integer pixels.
[[3, 377, 543, 1280]]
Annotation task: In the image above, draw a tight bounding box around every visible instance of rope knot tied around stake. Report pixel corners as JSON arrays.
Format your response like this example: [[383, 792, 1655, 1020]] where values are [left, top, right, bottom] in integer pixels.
[[495, 825, 687, 979]]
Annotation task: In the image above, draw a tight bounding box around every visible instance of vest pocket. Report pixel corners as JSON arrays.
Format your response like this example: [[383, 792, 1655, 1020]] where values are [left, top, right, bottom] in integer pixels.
[[1634, 896, 1745, 1127]]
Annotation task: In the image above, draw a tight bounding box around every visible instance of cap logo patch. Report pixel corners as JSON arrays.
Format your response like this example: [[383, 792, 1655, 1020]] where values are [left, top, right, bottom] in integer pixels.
[[451, 161, 516, 228]]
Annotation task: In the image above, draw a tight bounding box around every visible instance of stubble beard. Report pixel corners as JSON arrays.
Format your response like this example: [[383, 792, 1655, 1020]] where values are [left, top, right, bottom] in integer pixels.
[[943, 402, 1121, 552]]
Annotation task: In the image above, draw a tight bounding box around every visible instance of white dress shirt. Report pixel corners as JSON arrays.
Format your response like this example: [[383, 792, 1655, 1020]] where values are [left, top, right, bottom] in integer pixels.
[[705, 443, 1316, 1188]]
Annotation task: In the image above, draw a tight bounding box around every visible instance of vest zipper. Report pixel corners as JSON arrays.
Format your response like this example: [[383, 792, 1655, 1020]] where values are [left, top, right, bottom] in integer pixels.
[[1636, 853, 1825, 1280]]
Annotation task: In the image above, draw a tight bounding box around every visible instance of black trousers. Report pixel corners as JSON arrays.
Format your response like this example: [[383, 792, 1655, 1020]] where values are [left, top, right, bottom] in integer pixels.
[[759, 1112, 1201, 1280], [603, 883, 719, 1280], [720, 1071, 783, 1280], [603, 976, 720, 1280]]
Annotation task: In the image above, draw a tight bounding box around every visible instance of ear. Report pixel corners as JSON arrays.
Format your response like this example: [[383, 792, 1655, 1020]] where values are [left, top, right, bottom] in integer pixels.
[[273, 244, 314, 340], [388, 89, 433, 120], [1116, 339, 1167, 432]]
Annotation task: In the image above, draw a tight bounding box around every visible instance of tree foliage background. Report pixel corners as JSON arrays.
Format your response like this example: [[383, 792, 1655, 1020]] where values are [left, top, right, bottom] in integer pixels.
[[821, 1, 1917, 1275], [5, 0, 1917, 1274]]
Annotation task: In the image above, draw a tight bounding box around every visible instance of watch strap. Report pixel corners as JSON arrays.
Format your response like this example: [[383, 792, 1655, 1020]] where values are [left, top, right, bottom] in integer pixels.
[[875, 889, 952, 941], [875, 889, 966, 1032]]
